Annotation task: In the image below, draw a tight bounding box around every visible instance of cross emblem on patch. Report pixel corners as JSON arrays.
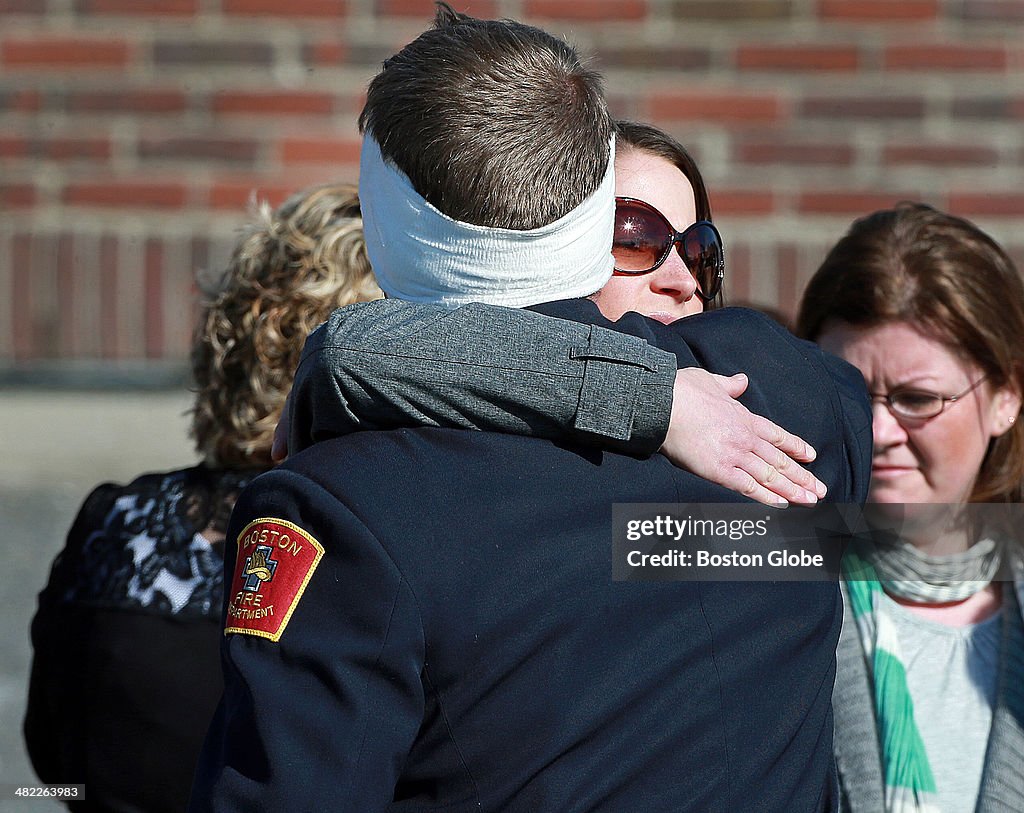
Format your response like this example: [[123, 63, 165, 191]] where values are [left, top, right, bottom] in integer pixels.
[[241, 544, 279, 592]]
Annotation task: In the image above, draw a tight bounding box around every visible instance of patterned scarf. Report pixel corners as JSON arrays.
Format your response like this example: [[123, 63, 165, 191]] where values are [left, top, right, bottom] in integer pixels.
[[842, 537, 1003, 813]]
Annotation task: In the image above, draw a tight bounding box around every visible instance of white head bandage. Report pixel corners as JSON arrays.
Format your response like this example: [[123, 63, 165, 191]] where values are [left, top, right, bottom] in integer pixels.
[[358, 134, 615, 308]]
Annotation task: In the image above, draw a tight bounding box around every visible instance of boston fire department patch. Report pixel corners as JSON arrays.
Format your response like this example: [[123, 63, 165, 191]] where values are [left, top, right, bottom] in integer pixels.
[[225, 517, 324, 641]]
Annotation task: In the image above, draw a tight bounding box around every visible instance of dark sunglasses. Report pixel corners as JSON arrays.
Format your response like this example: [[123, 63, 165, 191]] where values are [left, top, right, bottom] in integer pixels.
[[612, 197, 725, 303]]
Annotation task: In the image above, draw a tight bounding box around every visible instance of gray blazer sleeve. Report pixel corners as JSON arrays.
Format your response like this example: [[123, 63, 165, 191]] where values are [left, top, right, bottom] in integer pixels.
[[287, 299, 676, 457]]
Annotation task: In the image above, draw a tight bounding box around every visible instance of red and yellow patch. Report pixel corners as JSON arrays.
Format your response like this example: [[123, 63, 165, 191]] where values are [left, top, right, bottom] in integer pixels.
[[225, 517, 324, 642]]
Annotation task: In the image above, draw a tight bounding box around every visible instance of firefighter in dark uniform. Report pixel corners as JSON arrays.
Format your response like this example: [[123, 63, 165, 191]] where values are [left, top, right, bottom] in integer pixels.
[[189, 305, 870, 813], [188, 7, 870, 811]]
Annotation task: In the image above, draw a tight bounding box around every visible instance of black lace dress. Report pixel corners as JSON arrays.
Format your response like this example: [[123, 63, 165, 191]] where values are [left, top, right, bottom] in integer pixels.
[[25, 464, 262, 812]]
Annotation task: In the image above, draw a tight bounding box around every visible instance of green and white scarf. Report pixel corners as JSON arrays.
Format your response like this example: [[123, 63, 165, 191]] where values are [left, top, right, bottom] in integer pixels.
[[843, 536, 1024, 810], [843, 546, 940, 812]]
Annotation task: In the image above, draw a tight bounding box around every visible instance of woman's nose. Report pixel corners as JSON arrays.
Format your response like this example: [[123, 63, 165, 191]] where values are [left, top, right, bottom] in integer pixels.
[[650, 249, 699, 301], [871, 399, 909, 450]]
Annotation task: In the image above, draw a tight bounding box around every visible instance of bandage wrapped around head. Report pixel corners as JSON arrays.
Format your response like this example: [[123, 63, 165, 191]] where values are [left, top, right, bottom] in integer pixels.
[[358, 133, 615, 308]]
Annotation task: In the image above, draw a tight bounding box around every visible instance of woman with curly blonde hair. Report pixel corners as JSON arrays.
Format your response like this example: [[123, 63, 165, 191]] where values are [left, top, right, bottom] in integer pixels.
[[25, 183, 380, 813], [192, 182, 380, 469]]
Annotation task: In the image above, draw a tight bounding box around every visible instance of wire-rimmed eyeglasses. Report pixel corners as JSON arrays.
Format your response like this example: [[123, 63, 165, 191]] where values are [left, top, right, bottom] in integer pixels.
[[870, 376, 988, 420]]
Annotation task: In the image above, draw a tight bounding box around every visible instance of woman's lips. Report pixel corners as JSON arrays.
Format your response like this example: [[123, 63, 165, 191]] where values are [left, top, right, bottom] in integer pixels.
[[646, 312, 682, 325], [871, 464, 916, 477]]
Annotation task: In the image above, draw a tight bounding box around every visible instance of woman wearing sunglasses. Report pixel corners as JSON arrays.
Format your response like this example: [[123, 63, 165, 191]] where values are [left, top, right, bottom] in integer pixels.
[[795, 203, 1024, 813], [592, 120, 725, 322], [277, 120, 839, 507]]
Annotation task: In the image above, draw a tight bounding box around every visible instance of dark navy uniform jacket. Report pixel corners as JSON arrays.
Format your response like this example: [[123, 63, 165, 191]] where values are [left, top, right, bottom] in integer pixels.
[[190, 302, 871, 812]]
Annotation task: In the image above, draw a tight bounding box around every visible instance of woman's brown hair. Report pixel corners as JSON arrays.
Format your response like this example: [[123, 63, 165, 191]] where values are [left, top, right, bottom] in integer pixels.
[[796, 202, 1024, 502]]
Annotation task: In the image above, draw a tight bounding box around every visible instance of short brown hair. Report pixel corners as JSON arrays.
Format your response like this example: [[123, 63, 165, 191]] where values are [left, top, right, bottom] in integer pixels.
[[796, 202, 1024, 502], [359, 2, 612, 230], [190, 183, 382, 469]]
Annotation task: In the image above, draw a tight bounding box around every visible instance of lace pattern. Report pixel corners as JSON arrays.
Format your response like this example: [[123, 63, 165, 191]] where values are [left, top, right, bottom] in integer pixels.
[[56, 466, 260, 618]]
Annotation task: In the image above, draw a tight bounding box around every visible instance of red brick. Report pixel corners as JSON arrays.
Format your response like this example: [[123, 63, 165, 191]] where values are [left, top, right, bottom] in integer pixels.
[[958, 0, 1024, 21], [40, 138, 112, 160], [736, 45, 859, 72], [2, 38, 132, 69], [650, 93, 783, 124], [159, 240, 195, 356], [0, 89, 43, 112], [776, 243, 799, 273], [66, 89, 187, 113], [798, 192, 921, 215], [607, 94, 642, 122], [884, 45, 1007, 72], [223, 0, 347, 16], [603, 47, 711, 71], [818, 0, 938, 20], [214, 91, 336, 115], [138, 136, 259, 164], [883, 144, 999, 167], [672, 0, 792, 20], [0, 0, 48, 12], [800, 95, 925, 120], [27, 233, 61, 357], [304, 42, 347, 65], [734, 139, 854, 167], [0, 136, 28, 158], [63, 182, 187, 209], [777, 245, 799, 320], [280, 138, 361, 164], [208, 180, 299, 210], [525, 0, 647, 21], [724, 243, 752, 301], [145, 238, 164, 358], [99, 234, 119, 357], [377, 0, 497, 15], [12, 234, 33, 360], [75, 0, 198, 14], [348, 43, 404, 66], [952, 96, 1014, 119], [0, 137, 111, 161], [948, 193, 1024, 217], [708, 190, 776, 216], [0, 184, 36, 207], [56, 233, 75, 356], [153, 40, 272, 67]]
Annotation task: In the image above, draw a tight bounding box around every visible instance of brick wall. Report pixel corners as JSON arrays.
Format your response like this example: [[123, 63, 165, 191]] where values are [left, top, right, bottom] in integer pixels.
[[3, 0, 1024, 363]]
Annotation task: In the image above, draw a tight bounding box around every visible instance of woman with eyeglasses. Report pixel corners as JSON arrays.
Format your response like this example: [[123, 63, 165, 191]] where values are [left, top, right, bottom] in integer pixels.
[[796, 202, 1024, 813]]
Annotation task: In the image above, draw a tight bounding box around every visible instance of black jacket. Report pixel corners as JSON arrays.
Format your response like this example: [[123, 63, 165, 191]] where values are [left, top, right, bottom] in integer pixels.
[[190, 302, 871, 812]]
